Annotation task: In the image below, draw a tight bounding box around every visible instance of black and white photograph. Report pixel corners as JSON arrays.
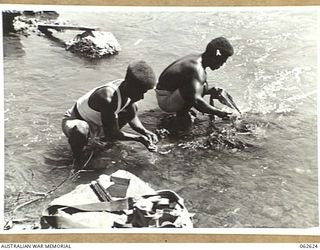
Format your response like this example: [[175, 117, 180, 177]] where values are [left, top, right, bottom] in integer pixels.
[[1, 5, 318, 231]]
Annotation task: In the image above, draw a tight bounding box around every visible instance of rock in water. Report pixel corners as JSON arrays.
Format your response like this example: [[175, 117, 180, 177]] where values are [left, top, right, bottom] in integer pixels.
[[66, 31, 121, 59], [3, 11, 21, 34]]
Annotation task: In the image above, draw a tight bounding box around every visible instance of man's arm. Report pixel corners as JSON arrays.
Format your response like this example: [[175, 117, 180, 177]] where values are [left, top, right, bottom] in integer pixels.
[[101, 108, 140, 141], [92, 88, 139, 143], [180, 79, 230, 118], [127, 104, 158, 144], [203, 86, 221, 98], [100, 102, 157, 151]]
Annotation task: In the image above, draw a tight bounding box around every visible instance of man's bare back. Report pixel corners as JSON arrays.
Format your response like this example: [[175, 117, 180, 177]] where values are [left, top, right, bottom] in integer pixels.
[[158, 54, 206, 92], [155, 37, 235, 121]]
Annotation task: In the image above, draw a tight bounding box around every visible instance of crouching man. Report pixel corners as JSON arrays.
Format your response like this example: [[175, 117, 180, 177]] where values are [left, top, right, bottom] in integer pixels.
[[155, 37, 235, 129], [62, 61, 158, 170]]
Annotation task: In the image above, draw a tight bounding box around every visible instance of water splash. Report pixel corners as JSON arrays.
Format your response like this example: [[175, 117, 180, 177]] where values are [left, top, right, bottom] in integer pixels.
[[244, 66, 314, 115]]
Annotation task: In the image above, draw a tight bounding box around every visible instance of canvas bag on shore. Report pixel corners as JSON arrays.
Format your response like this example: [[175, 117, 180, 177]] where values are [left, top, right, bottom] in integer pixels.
[[41, 170, 193, 228]]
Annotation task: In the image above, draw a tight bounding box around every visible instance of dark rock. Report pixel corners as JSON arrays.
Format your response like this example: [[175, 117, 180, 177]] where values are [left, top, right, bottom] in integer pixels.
[[2, 11, 21, 34]]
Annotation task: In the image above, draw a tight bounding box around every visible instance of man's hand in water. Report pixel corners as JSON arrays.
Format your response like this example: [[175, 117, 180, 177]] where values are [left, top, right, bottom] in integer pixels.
[[206, 87, 222, 98], [144, 130, 159, 144], [216, 110, 232, 119], [140, 135, 158, 152]]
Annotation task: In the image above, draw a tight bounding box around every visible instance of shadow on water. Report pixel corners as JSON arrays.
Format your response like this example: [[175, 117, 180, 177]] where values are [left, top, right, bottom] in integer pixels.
[[3, 34, 25, 58], [2, 11, 59, 58]]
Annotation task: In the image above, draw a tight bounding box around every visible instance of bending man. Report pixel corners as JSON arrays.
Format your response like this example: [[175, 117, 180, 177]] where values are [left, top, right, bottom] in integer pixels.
[[156, 37, 235, 127], [62, 61, 158, 170]]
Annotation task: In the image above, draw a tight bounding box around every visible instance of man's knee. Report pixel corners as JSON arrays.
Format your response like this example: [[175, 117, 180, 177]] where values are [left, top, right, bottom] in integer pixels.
[[70, 123, 89, 144], [63, 119, 88, 136], [63, 120, 89, 147]]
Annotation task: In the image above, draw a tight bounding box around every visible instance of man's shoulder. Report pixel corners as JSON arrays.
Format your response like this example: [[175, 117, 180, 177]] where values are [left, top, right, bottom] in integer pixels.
[[180, 55, 203, 72], [91, 85, 116, 105], [178, 53, 200, 64]]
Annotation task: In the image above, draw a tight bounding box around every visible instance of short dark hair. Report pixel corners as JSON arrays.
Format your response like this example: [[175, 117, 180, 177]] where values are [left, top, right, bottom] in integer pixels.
[[125, 60, 156, 89], [204, 37, 234, 57]]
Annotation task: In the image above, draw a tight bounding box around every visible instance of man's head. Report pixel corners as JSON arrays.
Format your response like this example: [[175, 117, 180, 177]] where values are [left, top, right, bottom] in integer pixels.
[[203, 37, 234, 70], [124, 60, 156, 102]]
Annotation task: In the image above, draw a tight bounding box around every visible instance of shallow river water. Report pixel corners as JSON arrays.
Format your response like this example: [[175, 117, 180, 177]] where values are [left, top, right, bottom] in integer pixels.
[[3, 8, 318, 228]]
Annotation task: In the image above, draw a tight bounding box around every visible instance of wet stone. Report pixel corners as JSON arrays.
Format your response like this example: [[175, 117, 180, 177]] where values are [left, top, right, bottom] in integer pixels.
[[66, 31, 121, 59]]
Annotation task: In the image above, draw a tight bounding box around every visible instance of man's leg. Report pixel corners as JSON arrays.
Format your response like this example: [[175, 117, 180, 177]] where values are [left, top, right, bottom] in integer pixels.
[[176, 103, 194, 129], [62, 119, 90, 170]]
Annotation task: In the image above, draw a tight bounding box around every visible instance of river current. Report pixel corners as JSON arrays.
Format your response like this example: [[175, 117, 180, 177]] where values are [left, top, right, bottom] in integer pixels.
[[3, 8, 318, 228]]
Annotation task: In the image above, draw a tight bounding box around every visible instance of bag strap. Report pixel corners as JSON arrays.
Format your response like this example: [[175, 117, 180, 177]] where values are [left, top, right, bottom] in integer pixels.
[[42, 214, 91, 229], [45, 198, 133, 215]]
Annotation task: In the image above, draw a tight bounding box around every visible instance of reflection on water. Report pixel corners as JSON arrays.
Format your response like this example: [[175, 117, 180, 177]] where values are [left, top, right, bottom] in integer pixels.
[[3, 9, 318, 229], [3, 35, 25, 58]]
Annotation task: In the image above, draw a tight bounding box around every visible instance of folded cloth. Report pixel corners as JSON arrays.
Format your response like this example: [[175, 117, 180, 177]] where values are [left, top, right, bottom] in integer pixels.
[[107, 176, 130, 198], [41, 170, 193, 229]]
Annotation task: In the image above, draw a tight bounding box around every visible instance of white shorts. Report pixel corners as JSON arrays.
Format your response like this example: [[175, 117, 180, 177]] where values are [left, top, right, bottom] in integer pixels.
[[61, 105, 103, 140]]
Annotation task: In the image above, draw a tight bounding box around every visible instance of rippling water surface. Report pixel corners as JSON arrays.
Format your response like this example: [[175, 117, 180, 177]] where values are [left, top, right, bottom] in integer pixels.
[[3, 8, 318, 228]]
